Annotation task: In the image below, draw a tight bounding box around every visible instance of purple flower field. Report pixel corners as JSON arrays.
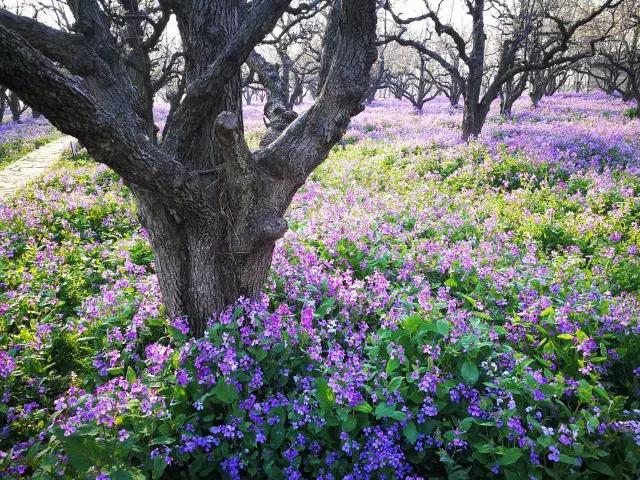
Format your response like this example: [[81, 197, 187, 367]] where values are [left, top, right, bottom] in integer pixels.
[[1, 94, 639, 479], [0, 116, 55, 145], [0, 116, 58, 169]]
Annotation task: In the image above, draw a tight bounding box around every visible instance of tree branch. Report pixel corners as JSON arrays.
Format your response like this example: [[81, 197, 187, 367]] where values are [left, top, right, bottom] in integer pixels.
[[257, 0, 377, 181], [0, 9, 95, 74], [0, 25, 202, 209], [162, 0, 293, 152]]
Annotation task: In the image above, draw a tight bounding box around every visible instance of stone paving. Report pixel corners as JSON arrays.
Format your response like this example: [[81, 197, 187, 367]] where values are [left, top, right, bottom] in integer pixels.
[[0, 136, 75, 200]]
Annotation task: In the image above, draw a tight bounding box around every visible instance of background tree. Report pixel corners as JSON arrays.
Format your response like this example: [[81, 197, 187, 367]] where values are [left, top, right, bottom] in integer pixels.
[[500, 71, 528, 116], [0, 0, 378, 337], [384, 0, 621, 140], [594, 0, 640, 109], [394, 50, 440, 112], [0, 88, 5, 124], [243, 2, 326, 146], [6, 90, 27, 123]]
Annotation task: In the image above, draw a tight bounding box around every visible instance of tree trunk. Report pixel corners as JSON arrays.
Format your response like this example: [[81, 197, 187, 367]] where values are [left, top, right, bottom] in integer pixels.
[[500, 96, 513, 117], [530, 89, 544, 108], [462, 100, 489, 140], [0, 0, 378, 339], [7, 91, 21, 123], [134, 189, 276, 337], [0, 89, 5, 124]]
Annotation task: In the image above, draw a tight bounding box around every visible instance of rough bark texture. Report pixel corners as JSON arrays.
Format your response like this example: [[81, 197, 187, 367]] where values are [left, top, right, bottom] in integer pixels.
[[0, 0, 377, 336]]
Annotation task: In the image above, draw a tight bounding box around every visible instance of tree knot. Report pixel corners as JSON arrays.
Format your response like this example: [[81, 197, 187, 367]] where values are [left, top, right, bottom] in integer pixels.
[[214, 111, 240, 147]]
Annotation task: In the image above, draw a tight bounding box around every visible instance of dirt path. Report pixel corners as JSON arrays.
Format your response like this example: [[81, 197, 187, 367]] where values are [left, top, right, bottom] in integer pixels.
[[0, 135, 75, 201]]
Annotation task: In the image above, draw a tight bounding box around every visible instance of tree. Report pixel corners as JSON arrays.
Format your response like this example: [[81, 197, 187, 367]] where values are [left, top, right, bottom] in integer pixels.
[[384, 0, 621, 140], [500, 72, 528, 116], [594, 0, 640, 109], [397, 52, 439, 112], [0, 0, 378, 337], [6, 90, 27, 123], [431, 45, 465, 108], [364, 53, 388, 104], [243, 2, 326, 146]]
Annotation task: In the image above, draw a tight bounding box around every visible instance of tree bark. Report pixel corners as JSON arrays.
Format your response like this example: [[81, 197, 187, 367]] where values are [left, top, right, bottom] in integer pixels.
[[462, 100, 490, 140], [0, 0, 377, 336], [7, 91, 21, 123]]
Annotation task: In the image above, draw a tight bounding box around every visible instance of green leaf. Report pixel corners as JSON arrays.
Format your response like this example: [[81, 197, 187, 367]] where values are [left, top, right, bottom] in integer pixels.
[[60, 436, 102, 473], [375, 402, 402, 420], [342, 416, 358, 433], [461, 361, 479, 385], [151, 456, 167, 480], [540, 306, 554, 318], [150, 436, 175, 446], [270, 424, 286, 449], [498, 447, 523, 466], [315, 378, 335, 410], [390, 410, 407, 421], [316, 297, 336, 317], [458, 293, 477, 308], [444, 278, 458, 288], [473, 443, 495, 454], [436, 320, 451, 336], [126, 366, 136, 384], [389, 376, 404, 392], [402, 422, 418, 444], [402, 314, 423, 332], [354, 402, 373, 414], [107, 367, 123, 376], [109, 469, 135, 480], [557, 334, 573, 340], [214, 378, 239, 404], [559, 454, 582, 466], [386, 358, 400, 373], [265, 462, 284, 480], [586, 461, 615, 476]]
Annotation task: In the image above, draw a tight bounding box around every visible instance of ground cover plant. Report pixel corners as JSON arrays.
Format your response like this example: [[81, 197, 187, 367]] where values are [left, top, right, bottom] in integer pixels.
[[0, 95, 639, 479]]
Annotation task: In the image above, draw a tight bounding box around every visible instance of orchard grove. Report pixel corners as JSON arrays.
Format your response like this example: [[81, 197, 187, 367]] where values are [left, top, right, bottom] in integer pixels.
[[0, 93, 639, 479]]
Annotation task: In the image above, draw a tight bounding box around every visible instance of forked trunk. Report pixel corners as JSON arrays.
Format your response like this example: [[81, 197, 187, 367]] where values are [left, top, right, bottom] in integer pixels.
[[0, 0, 378, 340]]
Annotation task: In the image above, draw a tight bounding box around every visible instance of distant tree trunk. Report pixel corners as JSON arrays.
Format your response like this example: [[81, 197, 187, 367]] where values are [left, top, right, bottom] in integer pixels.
[[0, 88, 6, 124], [499, 94, 513, 117], [462, 99, 490, 139], [449, 90, 461, 107], [7, 91, 21, 122], [364, 55, 385, 104], [500, 73, 528, 117]]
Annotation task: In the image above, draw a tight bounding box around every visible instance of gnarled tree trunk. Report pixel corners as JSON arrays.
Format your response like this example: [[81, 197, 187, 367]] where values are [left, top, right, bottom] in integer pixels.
[[0, 0, 377, 336]]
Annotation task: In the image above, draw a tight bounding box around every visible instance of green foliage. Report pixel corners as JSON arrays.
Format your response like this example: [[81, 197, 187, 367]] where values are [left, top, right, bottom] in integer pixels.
[[0, 134, 59, 169], [1, 139, 640, 479]]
